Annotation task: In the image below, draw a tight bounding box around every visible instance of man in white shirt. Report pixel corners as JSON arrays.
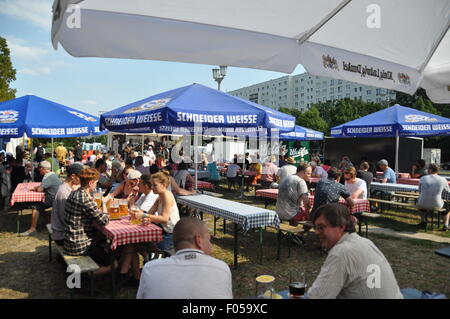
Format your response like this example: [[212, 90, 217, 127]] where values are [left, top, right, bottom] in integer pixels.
[[137, 216, 233, 299], [344, 167, 368, 200], [307, 203, 403, 299], [310, 161, 328, 180], [226, 160, 241, 190], [277, 157, 297, 184], [417, 164, 450, 230]]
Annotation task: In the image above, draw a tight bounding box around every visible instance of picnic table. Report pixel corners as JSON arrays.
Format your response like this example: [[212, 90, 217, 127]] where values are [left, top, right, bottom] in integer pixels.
[[104, 216, 163, 250], [176, 194, 280, 268], [370, 182, 450, 200], [397, 178, 450, 186], [188, 169, 210, 179], [255, 189, 370, 214], [10, 182, 44, 206], [104, 216, 163, 296], [219, 167, 257, 176]]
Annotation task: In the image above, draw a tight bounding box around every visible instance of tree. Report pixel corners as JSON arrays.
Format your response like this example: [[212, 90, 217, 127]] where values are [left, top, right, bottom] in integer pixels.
[[297, 106, 328, 133], [0, 37, 17, 102]]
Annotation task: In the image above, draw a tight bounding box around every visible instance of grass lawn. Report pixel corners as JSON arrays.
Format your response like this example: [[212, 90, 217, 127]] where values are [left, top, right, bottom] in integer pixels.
[[0, 181, 449, 299]]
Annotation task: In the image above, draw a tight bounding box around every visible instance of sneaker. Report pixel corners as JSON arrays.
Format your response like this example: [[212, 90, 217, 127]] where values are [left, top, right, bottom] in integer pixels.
[[441, 225, 449, 232], [19, 230, 36, 237]]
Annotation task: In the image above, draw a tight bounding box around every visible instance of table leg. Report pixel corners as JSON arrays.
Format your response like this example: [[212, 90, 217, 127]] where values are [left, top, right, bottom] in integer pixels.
[[234, 223, 238, 269], [223, 219, 226, 234], [110, 248, 116, 298], [259, 227, 263, 264], [214, 216, 217, 237]]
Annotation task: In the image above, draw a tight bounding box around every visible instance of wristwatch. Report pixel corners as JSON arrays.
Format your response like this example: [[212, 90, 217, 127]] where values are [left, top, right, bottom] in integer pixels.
[[142, 213, 148, 220]]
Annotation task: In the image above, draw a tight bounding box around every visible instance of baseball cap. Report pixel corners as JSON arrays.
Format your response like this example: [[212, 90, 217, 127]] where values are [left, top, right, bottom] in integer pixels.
[[127, 169, 142, 180], [378, 159, 388, 166], [66, 163, 83, 176]]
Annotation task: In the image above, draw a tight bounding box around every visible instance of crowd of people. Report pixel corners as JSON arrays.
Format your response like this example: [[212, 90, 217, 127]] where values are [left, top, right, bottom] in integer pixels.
[[1, 137, 449, 299]]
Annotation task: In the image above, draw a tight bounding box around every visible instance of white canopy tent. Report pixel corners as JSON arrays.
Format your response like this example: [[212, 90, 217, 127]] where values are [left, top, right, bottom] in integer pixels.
[[52, 0, 450, 103]]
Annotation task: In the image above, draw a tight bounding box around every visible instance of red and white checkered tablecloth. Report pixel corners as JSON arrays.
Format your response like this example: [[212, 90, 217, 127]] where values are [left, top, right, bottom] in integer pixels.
[[10, 182, 44, 206], [197, 181, 214, 189], [256, 189, 369, 214], [104, 216, 163, 251], [256, 189, 278, 199]]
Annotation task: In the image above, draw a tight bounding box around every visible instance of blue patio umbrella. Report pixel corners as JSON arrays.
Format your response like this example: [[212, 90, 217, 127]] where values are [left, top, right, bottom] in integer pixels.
[[100, 83, 295, 134], [330, 104, 450, 171], [101, 83, 295, 191], [0, 95, 105, 138], [280, 125, 324, 141]]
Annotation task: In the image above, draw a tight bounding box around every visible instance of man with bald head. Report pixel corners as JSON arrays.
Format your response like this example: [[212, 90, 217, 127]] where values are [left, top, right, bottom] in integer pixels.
[[137, 217, 233, 299]]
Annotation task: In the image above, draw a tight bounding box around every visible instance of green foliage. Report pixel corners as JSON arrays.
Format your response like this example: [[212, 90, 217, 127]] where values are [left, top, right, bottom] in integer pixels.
[[0, 36, 17, 102], [297, 106, 328, 132]]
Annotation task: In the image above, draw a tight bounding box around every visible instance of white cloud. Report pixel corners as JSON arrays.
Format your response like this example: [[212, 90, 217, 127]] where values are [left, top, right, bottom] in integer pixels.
[[84, 100, 98, 105], [0, 0, 53, 31], [6, 37, 49, 61], [20, 67, 51, 76]]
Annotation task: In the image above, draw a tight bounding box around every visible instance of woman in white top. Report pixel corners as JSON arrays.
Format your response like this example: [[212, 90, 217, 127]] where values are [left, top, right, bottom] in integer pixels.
[[132, 170, 180, 251]]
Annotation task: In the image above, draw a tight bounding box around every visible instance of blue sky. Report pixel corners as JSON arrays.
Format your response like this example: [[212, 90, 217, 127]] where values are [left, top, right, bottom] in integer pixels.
[[0, 0, 306, 117]]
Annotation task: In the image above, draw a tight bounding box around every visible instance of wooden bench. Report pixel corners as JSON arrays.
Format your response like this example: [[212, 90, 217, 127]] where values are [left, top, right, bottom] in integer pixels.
[[46, 224, 99, 296], [268, 221, 312, 260], [353, 212, 381, 238], [391, 192, 419, 204], [368, 199, 446, 231]]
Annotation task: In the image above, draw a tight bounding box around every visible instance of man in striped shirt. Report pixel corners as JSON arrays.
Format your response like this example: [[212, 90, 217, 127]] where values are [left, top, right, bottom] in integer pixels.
[[306, 203, 403, 299]]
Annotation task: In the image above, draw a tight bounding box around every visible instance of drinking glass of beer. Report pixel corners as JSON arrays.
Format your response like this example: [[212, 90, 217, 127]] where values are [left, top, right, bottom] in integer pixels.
[[130, 205, 141, 225], [93, 192, 102, 209], [119, 199, 129, 217], [255, 275, 275, 299], [289, 271, 307, 299], [109, 200, 120, 219]]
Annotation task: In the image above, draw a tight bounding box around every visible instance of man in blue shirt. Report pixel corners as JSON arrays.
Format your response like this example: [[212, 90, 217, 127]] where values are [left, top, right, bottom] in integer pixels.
[[378, 159, 396, 183]]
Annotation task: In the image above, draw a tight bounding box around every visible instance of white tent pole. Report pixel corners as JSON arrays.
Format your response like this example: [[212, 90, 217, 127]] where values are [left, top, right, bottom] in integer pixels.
[[194, 132, 198, 191], [142, 135, 144, 154], [51, 137, 54, 173], [395, 130, 399, 175]]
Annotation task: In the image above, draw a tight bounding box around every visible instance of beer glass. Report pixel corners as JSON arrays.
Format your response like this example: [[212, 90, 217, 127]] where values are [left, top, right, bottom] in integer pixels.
[[93, 192, 102, 209], [119, 199, 129, 217], [109, 199, 120, 219], [255, 275, 275, 299], [130, 205, 141, 225], [289, 271, 307, 299]]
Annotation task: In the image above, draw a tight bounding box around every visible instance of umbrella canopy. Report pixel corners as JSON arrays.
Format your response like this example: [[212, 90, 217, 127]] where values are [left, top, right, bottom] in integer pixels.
[[51, 0, 450, 103], [0, 95, 105, 138], [280, 125, 324, 141], [330, 104, 450, 137], [100, 83, 295, 133]]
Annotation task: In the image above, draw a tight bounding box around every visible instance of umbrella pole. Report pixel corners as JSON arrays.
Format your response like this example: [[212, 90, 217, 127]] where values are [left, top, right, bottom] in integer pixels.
[[395, 131, 399, 175], [51, 137, 54, 173], [194, 133, 198, 191]]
